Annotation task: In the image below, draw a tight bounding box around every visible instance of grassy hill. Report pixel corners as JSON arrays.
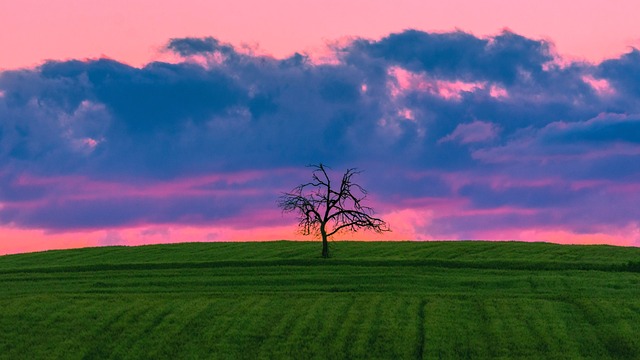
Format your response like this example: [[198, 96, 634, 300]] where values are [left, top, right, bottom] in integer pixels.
[[0, 241, 639, 359]]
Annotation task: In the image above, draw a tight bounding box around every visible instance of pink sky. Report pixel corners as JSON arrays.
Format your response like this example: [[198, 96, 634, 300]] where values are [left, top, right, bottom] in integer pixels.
[[2, 1, 640, 254], [2, 0, 640, 70]]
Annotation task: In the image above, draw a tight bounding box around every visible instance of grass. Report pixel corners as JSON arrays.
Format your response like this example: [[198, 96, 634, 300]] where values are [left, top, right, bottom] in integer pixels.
[[0, 240, 639, 359]]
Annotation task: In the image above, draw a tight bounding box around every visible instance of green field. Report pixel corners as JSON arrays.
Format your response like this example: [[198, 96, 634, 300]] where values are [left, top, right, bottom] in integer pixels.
[[1, 241, 639, 359]]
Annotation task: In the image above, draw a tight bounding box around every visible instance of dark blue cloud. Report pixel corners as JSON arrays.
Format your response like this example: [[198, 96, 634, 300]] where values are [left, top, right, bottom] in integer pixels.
[[349, 30, 553, 85], [599, 48, 640, 95], [458, 183, 587, 209], [41, 59, 245, 134], [541, 115, 640, 144], [167, 37, 234, 56]]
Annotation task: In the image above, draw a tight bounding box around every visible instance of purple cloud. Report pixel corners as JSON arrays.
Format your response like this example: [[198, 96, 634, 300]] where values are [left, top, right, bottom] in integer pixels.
[[1, 29, 640, 246], [439, 120, 499, 144]]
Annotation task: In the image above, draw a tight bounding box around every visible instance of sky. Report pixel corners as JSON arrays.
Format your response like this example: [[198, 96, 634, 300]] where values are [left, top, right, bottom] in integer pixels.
[[2, 1, 640, 254]]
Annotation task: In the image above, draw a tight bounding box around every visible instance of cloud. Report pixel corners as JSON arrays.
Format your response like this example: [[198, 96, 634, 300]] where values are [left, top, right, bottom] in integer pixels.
[[473, 114, 640, 170], [1, 29, 640, 247], [167, 37, 234, 56], [439, 120, 499, 144], [348, 30, 554, 85], [599, 48, 640, 96]]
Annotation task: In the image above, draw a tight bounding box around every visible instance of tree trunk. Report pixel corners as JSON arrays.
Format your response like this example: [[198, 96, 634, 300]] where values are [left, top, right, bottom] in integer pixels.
[[321, 227, 329, 258]]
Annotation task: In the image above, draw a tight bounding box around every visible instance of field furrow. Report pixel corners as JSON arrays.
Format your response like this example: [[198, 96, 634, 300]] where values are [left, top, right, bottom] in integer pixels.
[[0, 241, 638, 359]]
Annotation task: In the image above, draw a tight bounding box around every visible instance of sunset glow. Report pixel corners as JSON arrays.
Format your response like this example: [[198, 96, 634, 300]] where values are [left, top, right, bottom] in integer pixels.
[[2, 1, 640, 254]]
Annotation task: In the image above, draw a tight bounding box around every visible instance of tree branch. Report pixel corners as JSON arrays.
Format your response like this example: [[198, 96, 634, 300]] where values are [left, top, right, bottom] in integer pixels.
[[277, 163, 390, 242]]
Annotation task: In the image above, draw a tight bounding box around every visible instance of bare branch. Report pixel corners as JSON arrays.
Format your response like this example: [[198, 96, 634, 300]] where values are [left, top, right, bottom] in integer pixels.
[[277, 164, 390, 257]]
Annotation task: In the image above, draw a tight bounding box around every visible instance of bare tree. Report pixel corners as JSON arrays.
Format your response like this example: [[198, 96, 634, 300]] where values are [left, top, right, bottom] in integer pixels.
[[278, 164, 390, 258]]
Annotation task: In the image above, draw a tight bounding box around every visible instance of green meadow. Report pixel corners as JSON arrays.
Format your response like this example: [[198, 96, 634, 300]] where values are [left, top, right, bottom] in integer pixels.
[[0, 241, 639, 359]]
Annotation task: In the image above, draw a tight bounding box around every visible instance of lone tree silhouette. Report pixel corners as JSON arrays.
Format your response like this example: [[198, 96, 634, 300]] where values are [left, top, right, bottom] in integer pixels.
[[278, 164, 390, 258]]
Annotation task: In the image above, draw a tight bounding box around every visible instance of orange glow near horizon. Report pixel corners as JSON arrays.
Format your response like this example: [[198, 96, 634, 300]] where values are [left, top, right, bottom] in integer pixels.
[[2, 213, 638, 255]]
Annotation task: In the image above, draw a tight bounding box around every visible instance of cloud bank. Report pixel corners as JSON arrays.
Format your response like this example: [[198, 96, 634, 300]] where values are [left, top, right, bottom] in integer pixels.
[[1, 29, 640, 251]]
